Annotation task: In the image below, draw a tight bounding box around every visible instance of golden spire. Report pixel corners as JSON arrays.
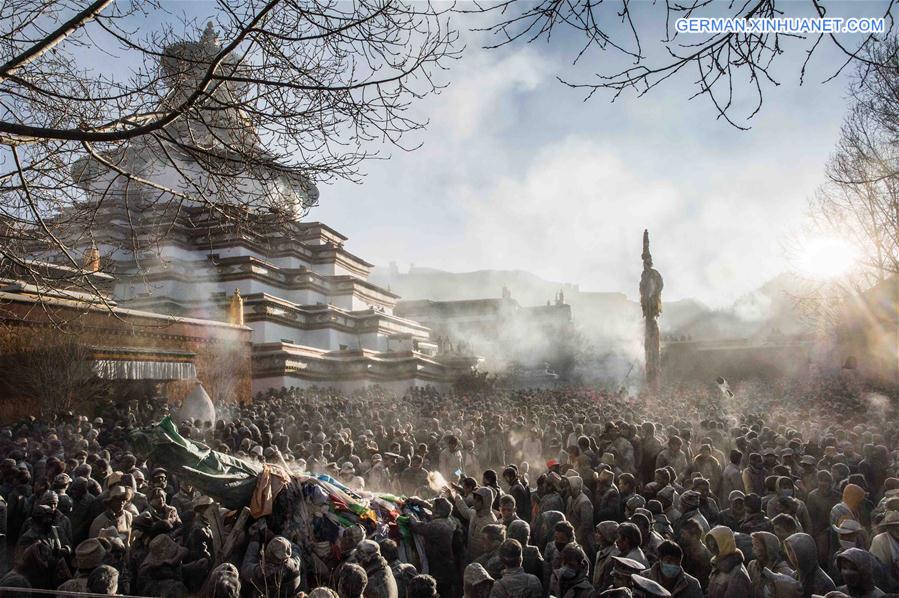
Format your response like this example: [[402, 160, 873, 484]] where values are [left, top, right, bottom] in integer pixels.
[[228, 288, 244, 326]]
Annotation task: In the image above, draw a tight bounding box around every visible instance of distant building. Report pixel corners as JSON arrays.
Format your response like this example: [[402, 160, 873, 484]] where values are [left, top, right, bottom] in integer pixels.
[[395, 291, 573, 379]]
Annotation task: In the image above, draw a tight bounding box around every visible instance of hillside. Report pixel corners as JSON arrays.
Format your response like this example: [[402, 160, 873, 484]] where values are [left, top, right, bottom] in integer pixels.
[[373, 265, 813, 341]]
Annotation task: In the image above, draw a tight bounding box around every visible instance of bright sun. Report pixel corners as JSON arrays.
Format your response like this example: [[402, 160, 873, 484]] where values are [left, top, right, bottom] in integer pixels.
[[796, 237, 858, 279]]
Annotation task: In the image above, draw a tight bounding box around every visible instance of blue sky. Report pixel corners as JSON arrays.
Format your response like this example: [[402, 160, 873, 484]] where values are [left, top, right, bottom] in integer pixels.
[[306, 2, 890, 306], [76, 1, 890, 306]]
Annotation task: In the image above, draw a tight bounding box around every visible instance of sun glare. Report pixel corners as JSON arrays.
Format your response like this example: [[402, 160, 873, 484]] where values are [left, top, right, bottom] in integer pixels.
[[796, 237, 858, 279]]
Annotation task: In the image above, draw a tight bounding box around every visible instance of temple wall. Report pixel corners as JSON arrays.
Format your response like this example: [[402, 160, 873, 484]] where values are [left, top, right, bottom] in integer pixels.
[[246, 321, 387, 351], [0, 297, 252, 422]]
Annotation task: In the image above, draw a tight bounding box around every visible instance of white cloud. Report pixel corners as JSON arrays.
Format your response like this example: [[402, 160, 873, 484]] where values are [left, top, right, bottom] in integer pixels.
[[314, 30, 848, 309], [430, 47, 549, 141]]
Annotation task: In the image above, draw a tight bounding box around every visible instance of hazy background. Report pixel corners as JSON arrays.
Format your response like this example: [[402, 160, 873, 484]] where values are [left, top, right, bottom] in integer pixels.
[[308, 2, 884, 308]]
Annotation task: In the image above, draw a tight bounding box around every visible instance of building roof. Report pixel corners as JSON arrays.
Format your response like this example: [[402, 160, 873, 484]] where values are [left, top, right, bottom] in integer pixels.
[[0, 287, 250, 331]]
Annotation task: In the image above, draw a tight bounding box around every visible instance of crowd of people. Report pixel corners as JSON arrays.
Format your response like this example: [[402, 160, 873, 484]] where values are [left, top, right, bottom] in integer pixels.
[[0, 375, 897, 598]]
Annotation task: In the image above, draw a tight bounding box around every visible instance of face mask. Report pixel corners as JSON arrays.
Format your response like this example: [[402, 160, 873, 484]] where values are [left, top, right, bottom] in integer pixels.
[[660, 563, 682, 578], [839, 539, 856, 550], [780, 490, 794, 498], [556, 566, 577, 580]]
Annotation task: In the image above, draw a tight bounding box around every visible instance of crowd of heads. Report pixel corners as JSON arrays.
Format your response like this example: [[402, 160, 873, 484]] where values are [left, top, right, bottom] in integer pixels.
[[0, 374, 897, 597]]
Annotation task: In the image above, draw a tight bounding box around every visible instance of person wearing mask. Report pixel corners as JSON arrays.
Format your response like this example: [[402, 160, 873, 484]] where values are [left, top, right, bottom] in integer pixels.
[[640, 540, 703, 598], [544, 519, 576, 584], [556, 543, 594, 598], [767, 477, 813, 533], [835, 547, 887, 598]]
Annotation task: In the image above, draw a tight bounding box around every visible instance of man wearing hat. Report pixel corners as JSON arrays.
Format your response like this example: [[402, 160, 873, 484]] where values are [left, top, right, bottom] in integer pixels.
[[463, 562, 493, 597], [15, 491, 71, 567], [869, 510, 899, 590], [631, 574, 672, 597], [136, 534, 191, 596], [133, 487, 181, 543], [57, 538, 106, 594], [89, 484, 132, 546]]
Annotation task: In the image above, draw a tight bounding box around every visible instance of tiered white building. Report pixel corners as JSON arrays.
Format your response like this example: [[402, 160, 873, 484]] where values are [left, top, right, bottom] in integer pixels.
[[55, 24, 477, 393]]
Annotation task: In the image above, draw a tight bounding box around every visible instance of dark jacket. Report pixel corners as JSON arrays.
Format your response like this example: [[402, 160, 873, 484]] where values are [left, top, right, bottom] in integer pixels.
[[784, 532, 837, 598], [239, 539, 303, 598], [642, 561, 704, 598], [489, 566, 543, 598], [835, 547, 887, 598], [409, 514, 459, 588], [509, 481, 532, 523]]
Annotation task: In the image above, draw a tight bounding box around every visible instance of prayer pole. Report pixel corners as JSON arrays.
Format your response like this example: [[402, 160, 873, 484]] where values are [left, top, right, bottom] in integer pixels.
[[639, 230, 664, 395]]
